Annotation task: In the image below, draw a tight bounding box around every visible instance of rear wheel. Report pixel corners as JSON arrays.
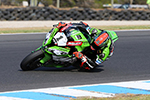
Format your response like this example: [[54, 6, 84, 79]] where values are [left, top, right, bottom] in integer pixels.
[[20, 49, 44, 71]]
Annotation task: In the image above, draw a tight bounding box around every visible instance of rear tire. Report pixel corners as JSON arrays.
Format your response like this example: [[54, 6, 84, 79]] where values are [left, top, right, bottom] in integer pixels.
[[20, 49, 44, 71]]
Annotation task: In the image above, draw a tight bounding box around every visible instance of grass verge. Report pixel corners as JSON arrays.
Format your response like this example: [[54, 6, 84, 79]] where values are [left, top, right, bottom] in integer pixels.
[[0, 25, 150, 34], [0, 27, 51, 34], [72, 94, 150, 100]]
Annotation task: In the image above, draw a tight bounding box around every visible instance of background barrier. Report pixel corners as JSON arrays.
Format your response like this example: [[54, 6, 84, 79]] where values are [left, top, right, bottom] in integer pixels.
[[0, 7, 150, 21]]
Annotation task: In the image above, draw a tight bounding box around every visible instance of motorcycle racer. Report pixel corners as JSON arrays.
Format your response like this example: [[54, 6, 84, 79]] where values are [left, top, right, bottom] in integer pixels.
[[55, 21, 117, 70], [73, 30, 114, 70]]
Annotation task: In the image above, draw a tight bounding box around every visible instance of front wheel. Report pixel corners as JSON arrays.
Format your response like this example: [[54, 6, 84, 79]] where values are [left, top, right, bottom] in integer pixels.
[[20, 49, 44, 71]]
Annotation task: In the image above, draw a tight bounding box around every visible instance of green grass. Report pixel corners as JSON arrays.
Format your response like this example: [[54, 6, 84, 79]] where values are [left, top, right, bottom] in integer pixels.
[[0, 25, 150, 34]]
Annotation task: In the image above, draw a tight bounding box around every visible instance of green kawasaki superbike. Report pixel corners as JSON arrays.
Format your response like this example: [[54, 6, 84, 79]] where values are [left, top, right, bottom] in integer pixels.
[[20, 23, 118, 71]]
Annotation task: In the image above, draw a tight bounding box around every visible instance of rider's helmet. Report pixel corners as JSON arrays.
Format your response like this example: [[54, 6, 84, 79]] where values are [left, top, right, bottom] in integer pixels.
[[56, 22, 67, 29], [91, 32, 110, 50]]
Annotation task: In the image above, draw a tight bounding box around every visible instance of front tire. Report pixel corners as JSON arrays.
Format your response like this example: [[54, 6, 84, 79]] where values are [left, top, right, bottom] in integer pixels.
[[20, 49, 44, 71]]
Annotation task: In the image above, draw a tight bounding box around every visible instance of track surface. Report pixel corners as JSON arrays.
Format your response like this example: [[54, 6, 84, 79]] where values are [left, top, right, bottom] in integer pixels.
[[0, 30, 150, 92]]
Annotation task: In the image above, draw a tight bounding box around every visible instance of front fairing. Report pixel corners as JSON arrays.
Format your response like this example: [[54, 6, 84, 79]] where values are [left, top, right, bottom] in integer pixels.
[[45, 46, 71, 57], [43, 28, 59, 46]]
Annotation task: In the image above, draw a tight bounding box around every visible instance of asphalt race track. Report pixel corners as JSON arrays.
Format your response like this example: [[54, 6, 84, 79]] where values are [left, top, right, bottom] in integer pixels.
[[0, 30, 150, 92]]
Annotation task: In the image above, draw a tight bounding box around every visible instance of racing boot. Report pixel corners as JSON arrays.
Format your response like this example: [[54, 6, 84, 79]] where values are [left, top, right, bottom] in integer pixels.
[[73, 52, 96, 70]]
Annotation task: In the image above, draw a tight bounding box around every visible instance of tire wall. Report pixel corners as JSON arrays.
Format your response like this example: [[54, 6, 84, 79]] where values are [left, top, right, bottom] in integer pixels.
[[0, 7, 150, 21]]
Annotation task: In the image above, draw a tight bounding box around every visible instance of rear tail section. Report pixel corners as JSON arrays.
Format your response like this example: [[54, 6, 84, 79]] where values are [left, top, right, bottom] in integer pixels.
[[106, 31, 118, 42]]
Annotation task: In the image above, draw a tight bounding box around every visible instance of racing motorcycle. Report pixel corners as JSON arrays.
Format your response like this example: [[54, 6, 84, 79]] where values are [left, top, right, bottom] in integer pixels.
[[20, 23, 118, 71]]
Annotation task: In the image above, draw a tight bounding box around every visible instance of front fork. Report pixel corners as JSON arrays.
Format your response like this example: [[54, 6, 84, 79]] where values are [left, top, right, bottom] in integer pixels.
[[33, 46, 52, 65], [39, 52, 52, 64]]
